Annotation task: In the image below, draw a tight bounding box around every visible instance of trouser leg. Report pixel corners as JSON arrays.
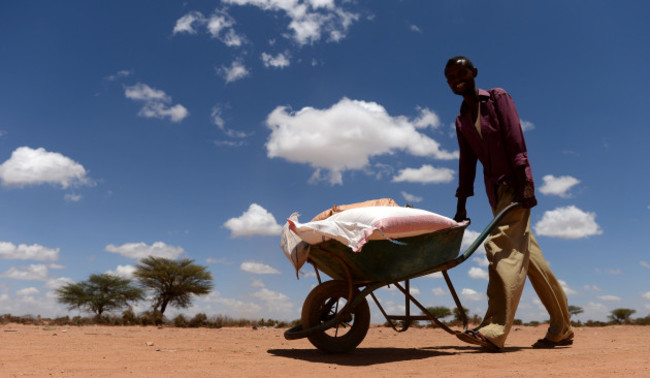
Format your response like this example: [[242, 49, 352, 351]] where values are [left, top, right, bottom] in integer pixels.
[[526, 233, 574, 341], [477, 186, 529, 348]]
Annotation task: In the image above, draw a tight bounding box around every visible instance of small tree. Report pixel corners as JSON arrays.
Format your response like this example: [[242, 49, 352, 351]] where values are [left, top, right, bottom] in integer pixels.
[[568, 305, 584, 318], [134, 256, 213, 316], [453, 307, 470, 322], [56, 274, 143, 317], [424, 306, 452, 320], [608, 308, 636, 324]]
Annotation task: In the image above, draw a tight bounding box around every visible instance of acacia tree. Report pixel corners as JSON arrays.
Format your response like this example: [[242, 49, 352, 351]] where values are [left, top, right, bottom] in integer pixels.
[[56, 273, 144, 317], [134, 256, 213, 316], [424, 306, 452, 320], [568, 305, 584, 318], [608, 308, 636, 324]]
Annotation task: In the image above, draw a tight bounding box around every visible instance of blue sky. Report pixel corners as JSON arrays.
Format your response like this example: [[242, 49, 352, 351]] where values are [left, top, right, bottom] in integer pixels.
[[1, 0, 649, 324]]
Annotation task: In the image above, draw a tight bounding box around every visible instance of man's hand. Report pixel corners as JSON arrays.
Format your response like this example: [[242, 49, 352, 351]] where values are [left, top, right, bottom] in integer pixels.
[[454, 197, 468, 222], [514, 166, 537, 209]]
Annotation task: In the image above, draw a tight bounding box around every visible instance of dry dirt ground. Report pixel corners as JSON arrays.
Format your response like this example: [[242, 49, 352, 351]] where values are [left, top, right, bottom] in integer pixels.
[[1, 323, 648, 377]]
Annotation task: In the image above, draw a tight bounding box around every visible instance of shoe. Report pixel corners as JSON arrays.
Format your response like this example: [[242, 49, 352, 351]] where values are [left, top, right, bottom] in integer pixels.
[[456, 329, 501, 352], [532, 337, 573, 349]]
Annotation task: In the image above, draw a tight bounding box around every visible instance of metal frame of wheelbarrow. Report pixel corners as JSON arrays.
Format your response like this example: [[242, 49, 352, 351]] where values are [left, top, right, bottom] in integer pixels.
[[284, 203, 521, 344]]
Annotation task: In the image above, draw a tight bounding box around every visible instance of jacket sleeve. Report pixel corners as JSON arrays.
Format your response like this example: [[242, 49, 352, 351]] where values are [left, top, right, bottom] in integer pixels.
[[492, 89, 534, 183], [455, 119, 477, 200]]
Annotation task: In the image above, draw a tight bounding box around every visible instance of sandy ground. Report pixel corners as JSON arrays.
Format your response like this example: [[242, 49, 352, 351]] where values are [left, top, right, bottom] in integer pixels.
[[1, 323, 648, 377]]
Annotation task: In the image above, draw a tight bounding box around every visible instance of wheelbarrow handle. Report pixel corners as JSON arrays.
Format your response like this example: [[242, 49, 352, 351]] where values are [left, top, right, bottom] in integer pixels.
[[454, 202, 522, 265]]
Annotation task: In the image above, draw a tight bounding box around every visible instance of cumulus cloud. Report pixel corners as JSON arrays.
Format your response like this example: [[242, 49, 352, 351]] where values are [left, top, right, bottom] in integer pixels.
[[461, 230, 487, 256], [461, 288, 483, 301], [559, 279, 578, 295], [392, 164, 454, 184], [124, 83, 189, 122], [17, 287, 39, 296], [641, 261, 650, 269], [642, 291, 650, 300], [223, 0, 360, 46], [173, 9, 245, 47], [400, 191, 422, 203], [0, 264, 49, 281], [240, 261, 281, 274], [520, 120, 535, 131], [266, 98, 457, 185], [432, 287, 447, 296], [261, 52, 291, 68], [217, 60, 250, 84], [224, 203, 283, 237], [0, 147, 92, 188], [468, 267, 488, 280], [173, 11, 205, 34], [105, 265, 137, 278], [0, 242, 59, 261], [104, 242, 184, 260], [534, 206, 603, 239], [539, 175, 580, 197]]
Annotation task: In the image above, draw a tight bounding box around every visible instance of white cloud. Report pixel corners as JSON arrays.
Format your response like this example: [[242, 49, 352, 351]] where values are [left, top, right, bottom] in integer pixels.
[[461, 230, 487, 255], [0, 147, 92, 188], [200, 291, 263, 319], [261, 52, 291, 68], [559, 279, 577, 295], [240, 261, 281, 274], [424, 272, 443, 279], [0, 242, 59, 261], [583, 284, 601, 291], [392, 164, 454, 184], [534, 206, 603, 239], [412, 107, 441, 128], [468, 267, 488, 280], [539, 175, 580, 198], [460, 288, 483, 301], [45, 277, 74, 290], [400, 191, 422, 203], [223, 0, 359, 46], [124, 83, 189, 122], [642, 291, 650, 300], [105, 70, 133, 81], [410, 24, 421, 33], [597, 295, 621, 301], [0, 264, 49, 281], [218, 60, 250, 83], [640, 261, 650, 269], [104, 242, 184, 260], [211, 105, 250, 139], [16, 287, 39, 296], [520, 120, 535, 131], [266, 98, 458, 185], [224, 203, 283, 237], [64, 193, 82, 202], [173, 11, 205, 34], [105, 265, 137, 278], [432, 287, 447, 296]]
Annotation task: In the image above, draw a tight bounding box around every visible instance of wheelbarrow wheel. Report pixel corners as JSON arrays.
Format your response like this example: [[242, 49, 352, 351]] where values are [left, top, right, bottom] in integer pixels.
[[301, 280, 370, 353]]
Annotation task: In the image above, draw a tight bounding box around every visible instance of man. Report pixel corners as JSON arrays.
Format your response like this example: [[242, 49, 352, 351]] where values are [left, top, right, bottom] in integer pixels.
[[445, 56, 574, 351]]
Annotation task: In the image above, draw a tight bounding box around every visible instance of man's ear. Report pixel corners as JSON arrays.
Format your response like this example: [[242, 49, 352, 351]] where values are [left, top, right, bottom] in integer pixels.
[[472, 68, 478, 78]]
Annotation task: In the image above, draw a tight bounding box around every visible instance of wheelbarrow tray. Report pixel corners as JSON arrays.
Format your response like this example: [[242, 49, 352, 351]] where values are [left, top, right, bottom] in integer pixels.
[[307, 223, 469, 284]]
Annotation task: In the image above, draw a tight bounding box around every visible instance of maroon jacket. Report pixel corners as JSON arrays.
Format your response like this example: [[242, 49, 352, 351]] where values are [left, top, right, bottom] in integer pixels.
[[455, 88, 534, 209]]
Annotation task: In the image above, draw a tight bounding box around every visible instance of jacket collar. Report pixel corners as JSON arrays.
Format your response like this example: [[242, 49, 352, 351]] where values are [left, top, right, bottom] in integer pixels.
[[460, 88, 490, 115]]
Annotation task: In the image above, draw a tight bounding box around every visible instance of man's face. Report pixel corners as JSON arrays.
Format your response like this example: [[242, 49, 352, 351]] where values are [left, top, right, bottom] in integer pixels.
[[444, 62, 477, 96]]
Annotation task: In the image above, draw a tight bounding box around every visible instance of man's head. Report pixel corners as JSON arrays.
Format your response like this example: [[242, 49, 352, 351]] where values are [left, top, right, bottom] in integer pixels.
[[444, 56, 478, 97]]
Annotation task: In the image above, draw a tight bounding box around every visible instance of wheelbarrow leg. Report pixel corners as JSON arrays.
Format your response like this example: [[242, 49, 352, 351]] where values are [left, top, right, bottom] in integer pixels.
[[443, 270, 469, 331]]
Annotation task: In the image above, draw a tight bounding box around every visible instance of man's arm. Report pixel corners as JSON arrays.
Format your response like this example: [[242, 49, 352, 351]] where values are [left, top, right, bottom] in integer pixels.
[[492, 90, 537, 208], [455, 122, 477, 220]]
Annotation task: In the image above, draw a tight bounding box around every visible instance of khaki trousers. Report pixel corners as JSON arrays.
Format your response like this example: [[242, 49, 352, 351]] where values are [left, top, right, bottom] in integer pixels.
[[477, 185, 573, 347]]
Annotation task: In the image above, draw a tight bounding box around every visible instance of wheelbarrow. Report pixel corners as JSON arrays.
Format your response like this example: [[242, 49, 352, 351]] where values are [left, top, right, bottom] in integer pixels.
[[283, 202, 520, 353]]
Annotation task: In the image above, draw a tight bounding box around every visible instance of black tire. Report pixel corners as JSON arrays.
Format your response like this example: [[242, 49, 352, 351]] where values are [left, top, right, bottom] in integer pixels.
[[301, 280, 370, 353]]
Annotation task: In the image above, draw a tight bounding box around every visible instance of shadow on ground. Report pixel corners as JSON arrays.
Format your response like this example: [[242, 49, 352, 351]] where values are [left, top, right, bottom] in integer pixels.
[[268, 345, 523, 366]]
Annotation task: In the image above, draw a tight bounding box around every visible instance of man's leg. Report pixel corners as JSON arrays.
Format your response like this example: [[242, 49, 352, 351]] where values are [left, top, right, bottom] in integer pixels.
[[526, 233, 574, 342], [476, 186, 530, 348]]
